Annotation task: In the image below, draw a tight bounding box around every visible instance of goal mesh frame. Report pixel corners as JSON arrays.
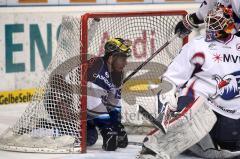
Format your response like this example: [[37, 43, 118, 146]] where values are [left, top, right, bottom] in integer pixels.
[[0, 10, 188, 154], [80, 10, 188, 135]]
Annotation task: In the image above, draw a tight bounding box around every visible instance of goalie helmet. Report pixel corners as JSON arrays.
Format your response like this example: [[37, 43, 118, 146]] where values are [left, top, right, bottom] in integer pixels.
[[204, 5, 237, 42], [104, 38, 132, 59]]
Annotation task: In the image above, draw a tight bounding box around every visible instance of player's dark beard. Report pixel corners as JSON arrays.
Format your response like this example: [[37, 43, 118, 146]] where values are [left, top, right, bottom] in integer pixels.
[[110, 56, 124, 87], [111, 55, 121, 72]]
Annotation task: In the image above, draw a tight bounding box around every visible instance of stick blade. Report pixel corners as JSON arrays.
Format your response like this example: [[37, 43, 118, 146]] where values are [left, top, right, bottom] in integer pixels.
[[138, 105, 167, 134]]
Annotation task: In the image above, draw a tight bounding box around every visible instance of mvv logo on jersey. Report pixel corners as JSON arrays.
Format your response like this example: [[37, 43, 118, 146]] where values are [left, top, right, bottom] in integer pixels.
[[212, 53, 223, 63], [212, 53, 240, 63]]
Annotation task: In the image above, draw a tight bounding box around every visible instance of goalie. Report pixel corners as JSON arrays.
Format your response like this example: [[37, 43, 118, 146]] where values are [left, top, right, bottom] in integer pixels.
[[138, 6, 240, 159], [175, 0, 240, 38]]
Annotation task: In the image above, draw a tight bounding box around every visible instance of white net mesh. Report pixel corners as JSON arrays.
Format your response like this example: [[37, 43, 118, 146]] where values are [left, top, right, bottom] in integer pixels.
[[0, 16, 82, 153], [0, 11, 186, 153], [83, 12, 186, 133]]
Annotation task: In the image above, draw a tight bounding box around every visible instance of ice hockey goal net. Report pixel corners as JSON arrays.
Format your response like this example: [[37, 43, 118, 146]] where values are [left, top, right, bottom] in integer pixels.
[[0, 11, 187, 153]]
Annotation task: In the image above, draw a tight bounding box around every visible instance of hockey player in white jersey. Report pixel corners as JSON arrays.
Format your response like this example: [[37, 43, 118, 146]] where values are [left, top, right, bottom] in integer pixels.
[[138, 6, 240, 159], [175, 0, 240, 38]]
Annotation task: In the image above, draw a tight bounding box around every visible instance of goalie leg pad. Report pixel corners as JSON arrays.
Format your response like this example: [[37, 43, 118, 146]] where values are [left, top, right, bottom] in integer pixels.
[[143, 97, 217, 158]]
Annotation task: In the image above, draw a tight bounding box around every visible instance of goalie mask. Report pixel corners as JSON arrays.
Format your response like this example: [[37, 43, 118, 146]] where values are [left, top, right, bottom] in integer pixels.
[[205, 6, 237, 42], [104, 38, 132, 59]]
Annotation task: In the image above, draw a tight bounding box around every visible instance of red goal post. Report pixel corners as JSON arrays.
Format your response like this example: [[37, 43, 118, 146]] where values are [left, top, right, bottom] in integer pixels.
[[80, 10, 188, 137]]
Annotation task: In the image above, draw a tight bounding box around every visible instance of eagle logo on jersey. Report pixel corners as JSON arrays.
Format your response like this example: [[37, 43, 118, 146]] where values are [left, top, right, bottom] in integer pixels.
[[211, 71, 240, 100]]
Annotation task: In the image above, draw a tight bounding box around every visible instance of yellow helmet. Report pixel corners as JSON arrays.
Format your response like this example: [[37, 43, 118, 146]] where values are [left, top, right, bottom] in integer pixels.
[[104, 38, 132, 58]]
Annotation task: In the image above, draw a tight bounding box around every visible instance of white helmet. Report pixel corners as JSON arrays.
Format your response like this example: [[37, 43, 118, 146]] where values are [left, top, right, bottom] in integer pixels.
[[231, 0, 240, 18], [205, 5, 237, 41]]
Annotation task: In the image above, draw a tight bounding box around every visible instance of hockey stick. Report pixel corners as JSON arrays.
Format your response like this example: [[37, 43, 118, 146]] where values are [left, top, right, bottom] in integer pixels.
[[139, 105, 168, 134], [122, 33, 178, 84], [139, 97, 205, 134], [129, 141, 143, 146], [121, 34, 178, 134]]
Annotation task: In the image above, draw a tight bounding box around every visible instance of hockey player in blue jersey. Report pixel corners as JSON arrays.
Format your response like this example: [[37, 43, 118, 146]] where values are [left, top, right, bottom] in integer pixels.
[[43, 37, 131, 151], [86, 38, 132, 151]]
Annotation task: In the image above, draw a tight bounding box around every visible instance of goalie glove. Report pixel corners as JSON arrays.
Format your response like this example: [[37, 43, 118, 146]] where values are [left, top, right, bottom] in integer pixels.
[[175, 13, 203, 38], [157, 80, 178, 112]]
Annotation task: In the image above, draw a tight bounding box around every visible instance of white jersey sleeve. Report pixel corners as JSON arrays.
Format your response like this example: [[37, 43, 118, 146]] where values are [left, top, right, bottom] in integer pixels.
[[163, 39, 197, 87], [231, 0, 240, 18], [87, 81, 108, 111], [196, 0, 217, 21]]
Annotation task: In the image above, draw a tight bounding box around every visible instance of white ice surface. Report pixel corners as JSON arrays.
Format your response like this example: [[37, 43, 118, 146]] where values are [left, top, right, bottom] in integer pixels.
[[0, 103, 201, 159]]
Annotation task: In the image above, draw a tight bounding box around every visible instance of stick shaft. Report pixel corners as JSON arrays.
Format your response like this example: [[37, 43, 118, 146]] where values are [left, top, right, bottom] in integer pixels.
[[123, 34, 178, 84]]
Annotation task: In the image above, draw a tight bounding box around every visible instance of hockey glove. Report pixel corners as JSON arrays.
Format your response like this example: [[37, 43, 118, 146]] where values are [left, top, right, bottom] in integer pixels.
[[115, 123, 128, 148], [100, 127, 118, 151], [157, 80, 178, 112], [175, 13, 202, 38]]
